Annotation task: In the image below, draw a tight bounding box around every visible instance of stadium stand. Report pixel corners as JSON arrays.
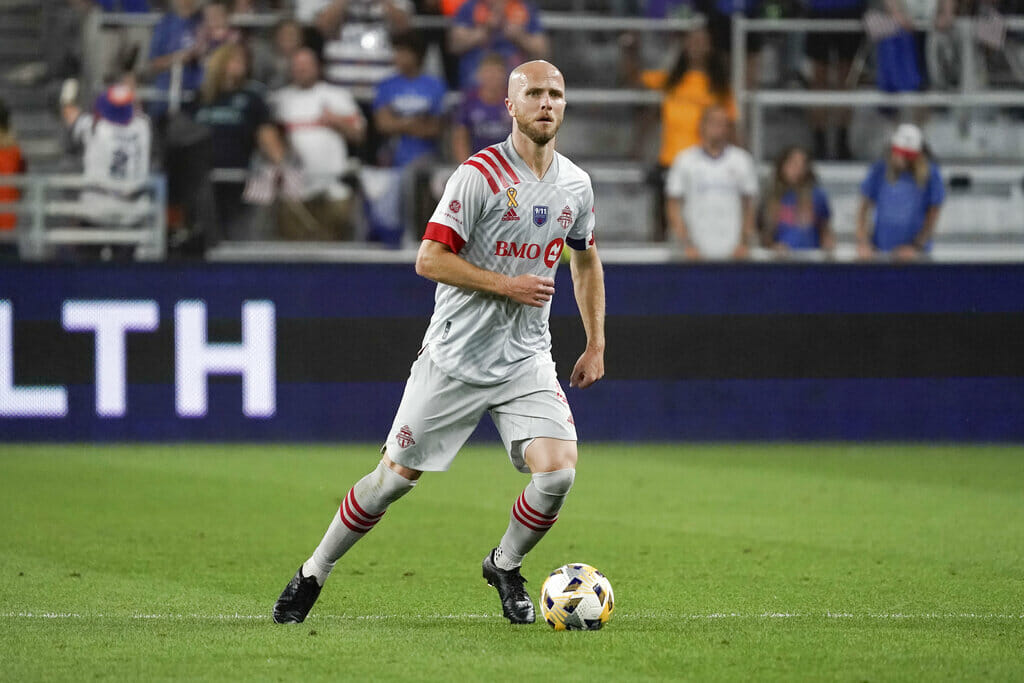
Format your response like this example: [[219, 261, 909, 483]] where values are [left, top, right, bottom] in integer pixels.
[[0, 0, 1022, 260]]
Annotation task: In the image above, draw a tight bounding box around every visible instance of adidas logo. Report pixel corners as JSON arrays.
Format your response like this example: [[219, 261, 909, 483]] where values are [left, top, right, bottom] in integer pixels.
[[501, 208, 520, 222]]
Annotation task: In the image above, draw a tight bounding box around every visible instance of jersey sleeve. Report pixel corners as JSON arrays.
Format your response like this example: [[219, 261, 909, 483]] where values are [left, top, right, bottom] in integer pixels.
[[664, 152, 689, 199], [566, 177, 596, 251], [424, 164, 489, 253]]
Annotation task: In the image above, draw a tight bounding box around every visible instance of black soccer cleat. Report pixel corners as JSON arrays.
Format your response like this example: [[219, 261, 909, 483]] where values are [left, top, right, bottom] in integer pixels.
[[272, 566, 322, 624], [482, 549, 536, 624]]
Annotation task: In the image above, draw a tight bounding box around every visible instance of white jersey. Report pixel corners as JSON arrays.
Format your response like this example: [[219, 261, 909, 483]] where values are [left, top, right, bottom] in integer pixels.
[[665, 144, 757, 258], [71, 113, 151, 188], [70, 113, 152, 224], [423, 137, 596, 386]]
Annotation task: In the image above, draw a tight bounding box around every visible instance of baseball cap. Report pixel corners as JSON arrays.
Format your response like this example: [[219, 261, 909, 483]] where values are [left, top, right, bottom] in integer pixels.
[[95, 85, 135, 125], [891, 123, 923, 158]]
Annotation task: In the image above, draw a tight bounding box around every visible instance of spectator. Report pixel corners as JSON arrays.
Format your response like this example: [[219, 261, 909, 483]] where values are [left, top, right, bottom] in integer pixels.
[[146, 0, 204, 118], [762, 146, 835, 253], [449, 0, 548, 88], [856, 123, 944, 261], [451, 52, 509, 162], [272, 48, 366, 240], [630, 26, 734, 240], [61, 82, 153, 258], [874, 0, 924, 94], [194, 44, 286, 241], [0, 99, 25, 237], [298, 0, 412, 86], [373, 32, 447, 240], [699, 0, 764, 88], [665, 106, 758, 260], [373, 32, 447, 167], [252, 18, 306, 90], [805, 0, 866, 159], [196, 0, 243, 56]]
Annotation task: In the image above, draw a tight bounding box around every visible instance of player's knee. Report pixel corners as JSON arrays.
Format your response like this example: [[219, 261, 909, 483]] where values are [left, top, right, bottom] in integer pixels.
[[532, 467, 575, 497], [525, 438, 577, 473], [381, 451, 423, 481]]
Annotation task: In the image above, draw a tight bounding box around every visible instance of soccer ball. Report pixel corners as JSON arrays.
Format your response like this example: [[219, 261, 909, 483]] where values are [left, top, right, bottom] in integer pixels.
[[539, 563, 614, 630]]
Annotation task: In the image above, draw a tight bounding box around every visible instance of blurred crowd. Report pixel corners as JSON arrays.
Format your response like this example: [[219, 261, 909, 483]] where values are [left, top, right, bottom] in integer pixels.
[[0, 0, 1019, 259]]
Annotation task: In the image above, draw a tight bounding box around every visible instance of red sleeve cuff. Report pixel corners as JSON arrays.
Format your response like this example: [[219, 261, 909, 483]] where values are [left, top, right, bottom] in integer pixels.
[[423, 222, 466, 254]]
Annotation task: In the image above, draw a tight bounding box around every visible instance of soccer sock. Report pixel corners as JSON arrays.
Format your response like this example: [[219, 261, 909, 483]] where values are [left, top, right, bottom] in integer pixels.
[[302, 460, 417, 586], [494, 468, 575, 570]]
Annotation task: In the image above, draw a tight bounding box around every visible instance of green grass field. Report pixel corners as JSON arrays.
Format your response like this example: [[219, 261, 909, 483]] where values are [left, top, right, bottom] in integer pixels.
[[1, 443, 1023, 681]]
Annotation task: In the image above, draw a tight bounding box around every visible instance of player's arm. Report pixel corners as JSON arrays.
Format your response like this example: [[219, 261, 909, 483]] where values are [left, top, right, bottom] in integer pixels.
[[415, 239, 555, 308], [568, 245, 605, 389], [855, 196, 875, 259]]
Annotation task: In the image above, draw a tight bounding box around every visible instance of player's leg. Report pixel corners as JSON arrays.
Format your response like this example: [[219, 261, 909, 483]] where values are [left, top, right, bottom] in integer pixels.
[[484, 364, 578, 623], [493, 438, 577, 570], [272, 454, 420, 624], [273, 351, 485, 623]]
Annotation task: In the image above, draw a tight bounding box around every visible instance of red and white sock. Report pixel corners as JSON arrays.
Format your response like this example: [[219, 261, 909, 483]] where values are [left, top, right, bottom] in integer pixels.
[[303, 461, 416, 585], [494, 468, 575, 570]]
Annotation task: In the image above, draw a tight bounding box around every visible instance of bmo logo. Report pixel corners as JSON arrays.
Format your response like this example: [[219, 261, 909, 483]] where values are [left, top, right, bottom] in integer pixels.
[[494, 238, 565, 268], [0, 299, 276, 419]]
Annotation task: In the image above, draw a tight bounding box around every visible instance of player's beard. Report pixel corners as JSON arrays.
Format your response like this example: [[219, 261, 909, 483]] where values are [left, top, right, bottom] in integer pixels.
[[516, 116, 559, 146]]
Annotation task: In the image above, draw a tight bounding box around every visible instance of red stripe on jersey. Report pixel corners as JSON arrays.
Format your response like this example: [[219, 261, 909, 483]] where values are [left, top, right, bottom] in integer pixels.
[[483, 146, 520, 184], [471, 152, 510, 189], [475, 150, 516, 189], [423, 222, 466, 254], [463, 159, 500, 194]]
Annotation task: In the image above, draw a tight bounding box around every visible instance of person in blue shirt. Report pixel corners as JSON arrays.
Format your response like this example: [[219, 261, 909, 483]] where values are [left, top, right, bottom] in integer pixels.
[[857, 123, 945, 261], [763, 146, 835, 253], [451, 53, 509, 162], [146, 0, 204, 118], [373, 32, 448, 167], [448, 0, 548, 89]]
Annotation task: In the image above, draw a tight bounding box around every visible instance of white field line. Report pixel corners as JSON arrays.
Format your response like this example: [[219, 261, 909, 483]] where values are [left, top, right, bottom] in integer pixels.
[[2, 611, 1023, 621]]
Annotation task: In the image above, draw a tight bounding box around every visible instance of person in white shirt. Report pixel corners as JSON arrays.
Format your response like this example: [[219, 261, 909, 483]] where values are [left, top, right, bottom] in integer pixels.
[[271, 48, 366, 239], [62, 83, 152, 229], [664, 105, 758, 260], [272, 60, 606, 627]]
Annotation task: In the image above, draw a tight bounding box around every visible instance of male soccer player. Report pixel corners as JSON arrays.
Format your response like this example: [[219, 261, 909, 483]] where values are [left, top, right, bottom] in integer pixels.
[[273, 60, 605, 625]]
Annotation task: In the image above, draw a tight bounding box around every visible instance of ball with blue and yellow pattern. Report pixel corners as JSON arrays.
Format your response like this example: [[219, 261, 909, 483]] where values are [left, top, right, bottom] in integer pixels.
[[540, 563, 614, 630]]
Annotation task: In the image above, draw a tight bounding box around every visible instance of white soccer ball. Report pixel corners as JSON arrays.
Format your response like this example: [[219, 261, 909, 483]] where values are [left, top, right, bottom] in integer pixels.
[[539, 563, 614, 630]]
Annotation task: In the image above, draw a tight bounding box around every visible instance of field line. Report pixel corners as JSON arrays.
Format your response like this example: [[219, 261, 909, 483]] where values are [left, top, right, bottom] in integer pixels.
[[2, 611, 1023, 621]]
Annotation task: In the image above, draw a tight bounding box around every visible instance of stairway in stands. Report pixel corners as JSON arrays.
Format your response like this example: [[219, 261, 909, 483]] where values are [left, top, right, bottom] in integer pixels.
[[0, 0, 67, 172]]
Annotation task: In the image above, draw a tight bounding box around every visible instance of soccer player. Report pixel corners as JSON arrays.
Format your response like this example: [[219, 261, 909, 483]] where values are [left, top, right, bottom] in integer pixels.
[[273, 60, 605, 625]]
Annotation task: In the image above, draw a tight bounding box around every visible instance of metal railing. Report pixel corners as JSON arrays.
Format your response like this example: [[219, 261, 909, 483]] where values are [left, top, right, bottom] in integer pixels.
[[0, 175, 167, 260]]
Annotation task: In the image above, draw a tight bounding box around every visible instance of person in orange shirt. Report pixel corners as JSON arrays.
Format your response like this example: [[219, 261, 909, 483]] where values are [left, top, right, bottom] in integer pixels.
[[629, 27, 736, 240], [0, 99, 26, 234]]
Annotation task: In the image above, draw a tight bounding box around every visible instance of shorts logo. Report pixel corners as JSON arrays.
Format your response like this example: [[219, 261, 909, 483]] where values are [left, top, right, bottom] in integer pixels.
[[395, 425, 416, 448], [501, 207, 520, 222], [449, 200, 461, 213], [532, 205, 548, 227], [557, 205, 573, 230], [506, 187, 518, 208]]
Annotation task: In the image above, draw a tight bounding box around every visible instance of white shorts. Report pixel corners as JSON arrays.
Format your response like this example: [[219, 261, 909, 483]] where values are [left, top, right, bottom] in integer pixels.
[[384, 350, 578, 473]]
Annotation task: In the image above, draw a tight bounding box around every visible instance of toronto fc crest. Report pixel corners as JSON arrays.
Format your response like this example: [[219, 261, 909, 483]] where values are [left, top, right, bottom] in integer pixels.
[[395, 425, 416, 448]]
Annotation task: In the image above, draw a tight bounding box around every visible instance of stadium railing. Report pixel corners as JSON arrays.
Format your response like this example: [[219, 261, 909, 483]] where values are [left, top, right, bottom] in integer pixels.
[[0, 174, 167, 260]]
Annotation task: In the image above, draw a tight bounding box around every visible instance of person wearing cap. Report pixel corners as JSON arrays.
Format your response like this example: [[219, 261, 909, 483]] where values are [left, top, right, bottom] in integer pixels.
[[856, 123, 944, 262], [61, 82, 153, 252]]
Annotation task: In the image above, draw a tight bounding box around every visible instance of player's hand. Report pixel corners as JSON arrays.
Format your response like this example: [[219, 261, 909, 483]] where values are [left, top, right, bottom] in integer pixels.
[[504, 274, 555, 308], [732, 243, 750, 260], [856, 243, 876, 261], [570, 347, 604, 389]]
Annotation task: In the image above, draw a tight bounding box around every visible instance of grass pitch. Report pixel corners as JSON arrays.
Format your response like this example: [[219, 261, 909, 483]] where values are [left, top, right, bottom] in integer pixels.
[[1, 443, 1023, 681]]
